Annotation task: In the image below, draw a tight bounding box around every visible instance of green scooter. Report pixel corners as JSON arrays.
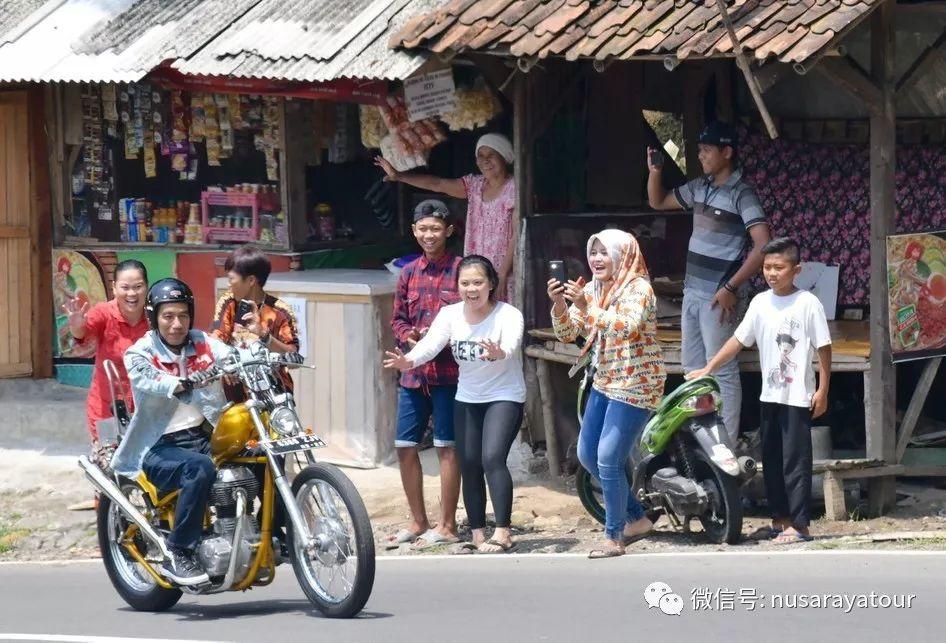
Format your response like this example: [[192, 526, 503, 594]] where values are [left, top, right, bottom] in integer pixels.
[[575, 370, 756, 544]]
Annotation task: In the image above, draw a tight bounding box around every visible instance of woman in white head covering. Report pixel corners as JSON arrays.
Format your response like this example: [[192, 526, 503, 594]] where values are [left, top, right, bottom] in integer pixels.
[[375, 133, 517, 302]]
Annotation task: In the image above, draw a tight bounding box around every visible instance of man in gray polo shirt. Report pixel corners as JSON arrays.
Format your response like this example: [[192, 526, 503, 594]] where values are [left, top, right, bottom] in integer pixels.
[[647, 122, 771, 441]]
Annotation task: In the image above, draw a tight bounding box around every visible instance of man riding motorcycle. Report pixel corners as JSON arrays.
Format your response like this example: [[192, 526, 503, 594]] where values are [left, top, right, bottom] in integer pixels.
[[110, 278, 232, 586]]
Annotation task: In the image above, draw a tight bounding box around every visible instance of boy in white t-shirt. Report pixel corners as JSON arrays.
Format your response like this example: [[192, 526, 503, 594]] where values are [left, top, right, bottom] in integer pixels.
[[687, 237, 832, 544]]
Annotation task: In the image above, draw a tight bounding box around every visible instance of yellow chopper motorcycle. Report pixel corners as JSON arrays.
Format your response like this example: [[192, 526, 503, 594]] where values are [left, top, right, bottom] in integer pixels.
[[78, 344, 375, 618]]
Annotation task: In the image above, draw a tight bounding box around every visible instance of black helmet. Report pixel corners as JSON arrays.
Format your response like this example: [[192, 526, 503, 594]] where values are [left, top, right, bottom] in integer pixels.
[[146, 278, 195, 330]]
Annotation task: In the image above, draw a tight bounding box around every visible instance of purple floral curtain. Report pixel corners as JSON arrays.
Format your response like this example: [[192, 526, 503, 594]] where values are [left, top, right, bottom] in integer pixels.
[[740, 127, 946, 305]]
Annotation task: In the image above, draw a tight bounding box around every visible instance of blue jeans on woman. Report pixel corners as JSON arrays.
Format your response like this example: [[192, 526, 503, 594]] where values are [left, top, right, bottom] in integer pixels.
[[579, 388, 651, 541]]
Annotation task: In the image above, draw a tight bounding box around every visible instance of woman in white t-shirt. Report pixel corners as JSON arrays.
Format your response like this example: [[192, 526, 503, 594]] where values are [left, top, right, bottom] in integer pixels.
[[384, 255, 525, 553]]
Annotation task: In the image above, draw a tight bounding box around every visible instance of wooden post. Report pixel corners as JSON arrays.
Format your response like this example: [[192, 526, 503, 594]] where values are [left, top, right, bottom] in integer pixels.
[[278, 98, 309, 250], [535, 358, 561, 476], [867, 0, 897, 516], [895, 357, 942, 463], [823, 471, 847, 521], [29, 87, 53, 378]]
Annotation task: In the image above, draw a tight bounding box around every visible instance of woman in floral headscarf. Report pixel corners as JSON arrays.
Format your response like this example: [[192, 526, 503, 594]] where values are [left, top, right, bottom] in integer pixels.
[[547, 229, 666, 558]]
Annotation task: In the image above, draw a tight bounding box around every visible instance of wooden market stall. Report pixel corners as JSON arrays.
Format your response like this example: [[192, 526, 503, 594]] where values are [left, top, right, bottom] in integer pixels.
[[392, 0, 946, 515], [0, 0, 461, 385]]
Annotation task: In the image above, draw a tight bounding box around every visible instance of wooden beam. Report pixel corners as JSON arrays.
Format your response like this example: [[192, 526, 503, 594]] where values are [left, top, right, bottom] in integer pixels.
[[715, 0, 778, 138], [813, 57, 883, 115], [867, 0, 897, 518], [896, 357, 941, 463], [896, 27, 946, 95]]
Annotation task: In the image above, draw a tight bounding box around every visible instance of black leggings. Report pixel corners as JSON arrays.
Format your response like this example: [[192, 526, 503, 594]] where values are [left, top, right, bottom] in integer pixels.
[[454, 400, 524, 530]]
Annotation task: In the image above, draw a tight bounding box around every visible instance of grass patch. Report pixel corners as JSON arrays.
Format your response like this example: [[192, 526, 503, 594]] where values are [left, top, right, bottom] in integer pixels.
[[0, 516, 30, 554]]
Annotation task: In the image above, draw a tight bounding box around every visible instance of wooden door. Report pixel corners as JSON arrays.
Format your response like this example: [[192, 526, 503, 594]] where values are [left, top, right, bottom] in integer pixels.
[[0, 92, 33, 377]]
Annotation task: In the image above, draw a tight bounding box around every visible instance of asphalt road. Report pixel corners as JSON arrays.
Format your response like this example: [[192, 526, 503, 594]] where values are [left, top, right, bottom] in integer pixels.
[[0, 552, 942, 643]]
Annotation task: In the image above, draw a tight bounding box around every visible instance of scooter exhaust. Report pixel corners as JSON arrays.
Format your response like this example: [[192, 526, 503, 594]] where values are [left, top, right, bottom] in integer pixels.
[[78, 455, 172, 560], [738, 455, 757, 478]]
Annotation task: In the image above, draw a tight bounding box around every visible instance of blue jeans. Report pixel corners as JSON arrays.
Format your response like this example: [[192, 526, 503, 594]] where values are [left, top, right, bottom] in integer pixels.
[[141, 427, 216, 552], [395, 385, 457, 448], [579, 388, 651, 541], [681, 288, 743, 441]]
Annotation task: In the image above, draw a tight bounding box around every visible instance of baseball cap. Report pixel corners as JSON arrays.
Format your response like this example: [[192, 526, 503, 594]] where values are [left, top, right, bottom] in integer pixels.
[[413, 199, 451, 223], [698, 121, 737, 149]]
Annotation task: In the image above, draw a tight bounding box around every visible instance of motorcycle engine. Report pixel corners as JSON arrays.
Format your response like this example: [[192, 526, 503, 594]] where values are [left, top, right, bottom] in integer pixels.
[[197, 466, 261, 579], [648, 467, 708, 517]]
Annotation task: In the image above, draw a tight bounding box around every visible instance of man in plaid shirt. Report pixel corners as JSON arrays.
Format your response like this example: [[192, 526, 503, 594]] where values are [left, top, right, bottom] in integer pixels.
[[386, 200, 462, 550]]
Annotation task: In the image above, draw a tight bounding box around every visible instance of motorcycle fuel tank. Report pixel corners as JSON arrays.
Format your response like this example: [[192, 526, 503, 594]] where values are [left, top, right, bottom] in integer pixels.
[[211, 403, 258, 460]]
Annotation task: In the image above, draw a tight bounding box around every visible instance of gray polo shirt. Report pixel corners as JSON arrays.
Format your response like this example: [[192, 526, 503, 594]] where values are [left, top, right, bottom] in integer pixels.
[[673, 169, 767, 295]]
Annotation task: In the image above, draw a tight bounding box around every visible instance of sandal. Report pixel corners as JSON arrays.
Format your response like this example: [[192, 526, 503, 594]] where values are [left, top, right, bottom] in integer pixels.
[[452, 542, 478, 555], [411, 528, 460, 550], [773, 530, 813, 545], [588, 545, 625, 559], [384, 528, 422, 550], [623, 529, 653, 545], [477, 539, 517, 554]]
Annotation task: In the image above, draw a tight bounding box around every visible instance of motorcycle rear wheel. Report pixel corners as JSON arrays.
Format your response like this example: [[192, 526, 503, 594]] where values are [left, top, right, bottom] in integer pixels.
[[97, 485, 182, 612], [287, 463, 375, 618], [691, 450, 743, 545]]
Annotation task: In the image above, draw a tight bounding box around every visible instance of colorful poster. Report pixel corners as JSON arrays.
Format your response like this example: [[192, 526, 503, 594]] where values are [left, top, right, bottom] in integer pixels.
[[887, 231, 946, 362], [53, 250, 108, 358]]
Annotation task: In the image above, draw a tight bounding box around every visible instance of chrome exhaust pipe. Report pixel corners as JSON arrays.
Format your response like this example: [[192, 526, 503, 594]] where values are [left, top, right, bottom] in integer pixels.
[[78, 455, 172, 560], [738, 455, 757, 478]]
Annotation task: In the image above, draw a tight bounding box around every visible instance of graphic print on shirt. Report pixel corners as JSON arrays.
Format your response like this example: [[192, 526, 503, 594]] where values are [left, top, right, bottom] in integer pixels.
[[451, 339, 488, 362], [768, 317, 800, 389]]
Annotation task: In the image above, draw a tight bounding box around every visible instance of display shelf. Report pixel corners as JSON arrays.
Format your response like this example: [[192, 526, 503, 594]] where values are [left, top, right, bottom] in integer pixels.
[[201, 191, 260, 243]]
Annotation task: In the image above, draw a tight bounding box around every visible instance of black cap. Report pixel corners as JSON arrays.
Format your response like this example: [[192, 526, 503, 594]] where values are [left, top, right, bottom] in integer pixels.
[[698, 121, 737, 149], [413, 199, 451, 223]]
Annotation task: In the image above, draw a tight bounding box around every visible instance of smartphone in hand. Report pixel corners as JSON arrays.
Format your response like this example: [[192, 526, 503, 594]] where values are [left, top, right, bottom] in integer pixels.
[[549, 260, 566, 286], [649, 148, 665, 168], [236, 299, 254, 323]]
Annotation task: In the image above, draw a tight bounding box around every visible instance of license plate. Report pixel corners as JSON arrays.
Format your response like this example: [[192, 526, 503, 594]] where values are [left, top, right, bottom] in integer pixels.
[[264, 434, 327, 455]]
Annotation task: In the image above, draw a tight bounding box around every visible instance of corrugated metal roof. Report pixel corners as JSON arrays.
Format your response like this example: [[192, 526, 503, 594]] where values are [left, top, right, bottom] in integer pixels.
[[389, 0, 883, 65], [0, 0, 50, 42], [0, 0, 141, 83], [0, 0, 251, 82], [0, 0, 435, 83], [173, 0, 444, 81]]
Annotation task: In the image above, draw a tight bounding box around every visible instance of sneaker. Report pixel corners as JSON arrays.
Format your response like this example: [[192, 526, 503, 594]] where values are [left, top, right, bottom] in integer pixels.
[[159, 548, 209, 586]]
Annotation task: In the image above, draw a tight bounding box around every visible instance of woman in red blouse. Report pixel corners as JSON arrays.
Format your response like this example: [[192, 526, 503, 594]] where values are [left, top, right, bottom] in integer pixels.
[[63, 260, 149, 447]]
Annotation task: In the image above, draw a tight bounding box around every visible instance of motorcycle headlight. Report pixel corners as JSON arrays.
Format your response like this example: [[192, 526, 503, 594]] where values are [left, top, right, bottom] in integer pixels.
[[269, 407, 301, 437]]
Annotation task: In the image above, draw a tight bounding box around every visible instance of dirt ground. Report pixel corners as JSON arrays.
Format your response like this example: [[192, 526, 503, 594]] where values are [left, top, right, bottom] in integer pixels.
[[3, 447, 946, 562]]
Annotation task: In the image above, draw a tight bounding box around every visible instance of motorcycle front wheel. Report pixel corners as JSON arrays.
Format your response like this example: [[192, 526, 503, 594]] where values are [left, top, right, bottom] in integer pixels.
[[287, 463, 375, 618], [97, 484, 182, 612], [691, 450, 743, 545]]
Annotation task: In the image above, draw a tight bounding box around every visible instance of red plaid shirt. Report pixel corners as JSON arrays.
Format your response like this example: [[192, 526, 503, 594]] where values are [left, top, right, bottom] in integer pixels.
[[392, 253, 461, 388]]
